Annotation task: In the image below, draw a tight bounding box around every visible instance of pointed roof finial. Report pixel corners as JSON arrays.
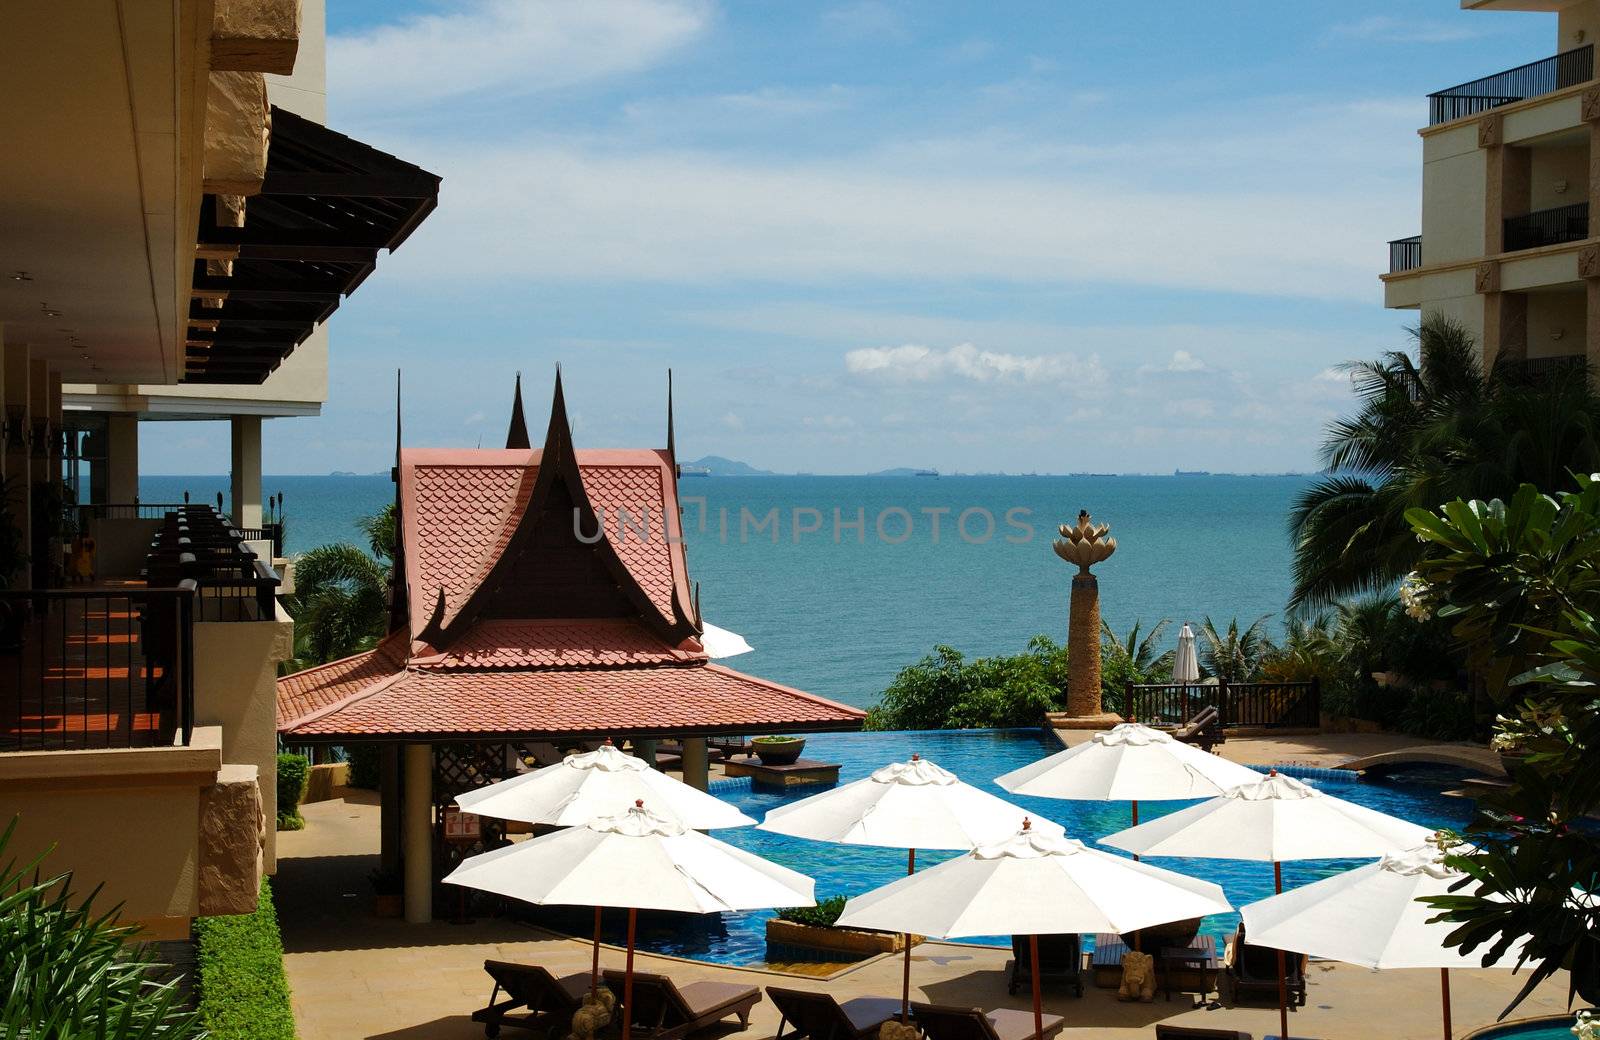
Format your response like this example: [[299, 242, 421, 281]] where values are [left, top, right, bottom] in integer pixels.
[[506, 371, 530, 449], [666, 369, 676, 460], [547, 366, 571, 444]]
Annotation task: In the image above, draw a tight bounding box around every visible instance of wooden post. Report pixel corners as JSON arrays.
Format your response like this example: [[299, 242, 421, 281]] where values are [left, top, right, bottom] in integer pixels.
[[901, 848, 916, 1022], [1441, 968, 1452, 1040], [622, 908, 637, 1040], [1125, 680, 1135, 723], [1274, 861, 1289, 1040], [592, 906, 603, 996], [1029, 934, 1044, 1040]]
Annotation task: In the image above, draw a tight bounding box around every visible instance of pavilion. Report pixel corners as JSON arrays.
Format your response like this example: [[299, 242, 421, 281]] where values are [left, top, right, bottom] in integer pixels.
[[276, 374, 864, 922]]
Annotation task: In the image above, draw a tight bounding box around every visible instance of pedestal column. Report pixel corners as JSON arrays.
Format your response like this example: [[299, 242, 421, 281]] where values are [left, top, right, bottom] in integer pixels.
[[229, 415, 263, 528], [1052, 511, 1121, 729], [402, 742, 433, 924], [681, 737, 709, 791]]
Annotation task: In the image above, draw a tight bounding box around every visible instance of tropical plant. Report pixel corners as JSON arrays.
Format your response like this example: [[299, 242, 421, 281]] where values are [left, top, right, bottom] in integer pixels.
[[283, 502, 397, 670], [0, 817, 202, 1037], [1258, 614, 1336, 683], [1405, 477, 1600, 1013], [1197, 614, 1275, 683], [776, 895, 847, 928], [1288, 315, 1600, 613], [1100, 618, 1174, 681], [276, 752, 308, 831], [865, 636, 1068, 731]]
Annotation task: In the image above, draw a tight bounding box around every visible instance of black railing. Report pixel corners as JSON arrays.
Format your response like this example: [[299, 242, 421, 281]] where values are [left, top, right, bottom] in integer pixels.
[[145, 507, 280, 622], [1389, 235, 1422, 273], [1504, 201, 1590, 252], [1499, 353, 1588, 386], [1126, 679, 1321, 730], [234, 524, 284, 559], [1428, 45, 1593, 125], [79, 502, 190, 523], [0, 584, 195, 751]]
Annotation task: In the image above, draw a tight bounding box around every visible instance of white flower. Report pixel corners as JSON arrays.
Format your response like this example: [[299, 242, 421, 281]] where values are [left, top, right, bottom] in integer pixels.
[[1399, 572, 1433, 621]]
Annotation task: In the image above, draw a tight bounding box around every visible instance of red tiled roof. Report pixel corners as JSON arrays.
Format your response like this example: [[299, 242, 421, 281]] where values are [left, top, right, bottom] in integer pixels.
[[414, 618, 699, 670], [398, 449, 688, 638], [275, 631, 407, 726], [277, 660, 864, 739]]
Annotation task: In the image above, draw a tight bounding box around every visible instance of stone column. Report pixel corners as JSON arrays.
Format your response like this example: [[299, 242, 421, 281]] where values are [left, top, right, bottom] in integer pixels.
[[681, 737, 709, 792], [1052, 511, 1120, 728], [402, 742, 432, 924], [2, 344, 29, 588], [106, 415, 140, 503], [229, 415, 263, 527]]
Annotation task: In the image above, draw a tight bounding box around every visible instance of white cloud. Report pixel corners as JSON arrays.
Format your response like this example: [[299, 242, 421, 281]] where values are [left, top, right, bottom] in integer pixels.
[[328, 0, 708, 116], [1167, 350, 1205, 372], [721, 411, 744, 430], [1328, 15, 1495, 44], [462, 410, 486, 426], [845, 343, 1108, 391]]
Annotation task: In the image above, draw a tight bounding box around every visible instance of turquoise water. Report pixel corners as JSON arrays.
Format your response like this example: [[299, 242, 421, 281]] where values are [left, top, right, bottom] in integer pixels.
[[139, 473, 1308, 709], [527, 729, 1477, 967], [1471, 1021, 1577, 1040]]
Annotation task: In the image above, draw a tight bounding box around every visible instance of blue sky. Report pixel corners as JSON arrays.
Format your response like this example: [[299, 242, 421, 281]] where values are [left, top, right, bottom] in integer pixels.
[[146, 1, 1556, 474]]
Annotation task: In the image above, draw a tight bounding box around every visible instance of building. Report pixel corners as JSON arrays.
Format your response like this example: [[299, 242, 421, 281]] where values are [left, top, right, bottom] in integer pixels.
[[1383, 1, 1600, 378], [0, 0, 437, 942], [276, 376, 865, 924]]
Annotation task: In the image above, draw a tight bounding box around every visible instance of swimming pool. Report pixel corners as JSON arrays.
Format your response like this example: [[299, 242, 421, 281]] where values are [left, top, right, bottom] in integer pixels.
[[529, 728, 1478, 967], [1465, 1017, 1579, 1040]]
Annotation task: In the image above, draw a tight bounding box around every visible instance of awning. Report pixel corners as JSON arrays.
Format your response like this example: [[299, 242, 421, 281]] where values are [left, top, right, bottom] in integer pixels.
[[187, 106, 440, 384]]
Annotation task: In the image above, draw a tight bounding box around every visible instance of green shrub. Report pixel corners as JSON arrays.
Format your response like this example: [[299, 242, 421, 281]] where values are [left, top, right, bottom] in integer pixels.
[[346, 744, 380, 790], [194, 878, 296, 1040], [776, 895, 847, 928], [0, 818, 201, 1037], [866, 636, 1067, 731], [276, 753, 308, 830]]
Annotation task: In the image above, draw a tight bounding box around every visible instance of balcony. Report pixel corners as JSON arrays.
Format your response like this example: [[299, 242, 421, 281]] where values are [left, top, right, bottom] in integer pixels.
[[1503, 202, 1589, 252], [1500, 354, 1587, 385], [1427, 44, 1593, 126], [1389, 235, 1422, 273]]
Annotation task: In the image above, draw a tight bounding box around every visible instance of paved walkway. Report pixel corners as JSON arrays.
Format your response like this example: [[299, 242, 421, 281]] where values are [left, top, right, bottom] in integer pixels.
[[278, 733, 1572, 1040]]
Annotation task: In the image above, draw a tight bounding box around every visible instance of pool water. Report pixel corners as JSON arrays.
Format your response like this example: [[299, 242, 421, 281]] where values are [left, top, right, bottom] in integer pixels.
[[1469, 1020, 1578, 1040], [531, 729, 1478, 967]]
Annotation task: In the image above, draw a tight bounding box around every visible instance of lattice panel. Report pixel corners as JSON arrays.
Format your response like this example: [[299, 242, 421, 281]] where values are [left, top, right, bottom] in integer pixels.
[[431, 743, 511, 895]]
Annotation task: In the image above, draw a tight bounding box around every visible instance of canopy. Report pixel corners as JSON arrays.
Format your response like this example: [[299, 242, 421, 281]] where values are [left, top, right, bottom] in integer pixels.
[[758, 755, 1064, 850], [1173, 624, 1200, 684], [1101, 771, 1432, 861], [995, 723, 1261, 802], [454, 742, 755, 830]]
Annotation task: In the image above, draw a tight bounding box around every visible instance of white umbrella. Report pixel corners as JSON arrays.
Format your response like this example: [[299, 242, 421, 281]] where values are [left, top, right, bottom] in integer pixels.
[[995, 723, 1260, 803], [758, 755, 1063, 1018], [455, 741, 755, 830], [1102, 771, 1433, 1039], [700, 622, 754, 659], [445, 801, 813, 1039], [1242, 837, 1522, 1040], [1173, 623, 1200, 685], [454, 741, 755, 992], [838, 820, 1231, 1040]]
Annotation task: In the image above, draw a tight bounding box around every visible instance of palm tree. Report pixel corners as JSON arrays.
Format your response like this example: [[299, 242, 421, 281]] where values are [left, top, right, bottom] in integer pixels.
[[1288, 315, 1600, 613], [283, 503, 396, 670], [1100, 618, 1175, 682], [1198, 614, 1275, 683]]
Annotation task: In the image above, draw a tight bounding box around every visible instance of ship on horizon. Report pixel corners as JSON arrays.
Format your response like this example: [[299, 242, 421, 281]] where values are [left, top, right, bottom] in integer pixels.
[[915, 468, 939, 477]]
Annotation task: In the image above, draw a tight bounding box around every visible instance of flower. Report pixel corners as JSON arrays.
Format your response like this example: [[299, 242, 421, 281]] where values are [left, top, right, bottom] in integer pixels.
[[1398, 572, 1433, 621]]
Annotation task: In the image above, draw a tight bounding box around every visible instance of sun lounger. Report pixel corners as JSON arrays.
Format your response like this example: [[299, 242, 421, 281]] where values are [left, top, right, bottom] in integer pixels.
[[1154, 1027, 1253, 1040], [602, 969, 761, 1040], [767, 987, 901, 1040], [1008, 933, 1083, 997], [1223, 924, 1306, 1009], [471, 960, 591, 1038], [1170, 705, 1225, 752], [910, 1002, 1065, 1040]]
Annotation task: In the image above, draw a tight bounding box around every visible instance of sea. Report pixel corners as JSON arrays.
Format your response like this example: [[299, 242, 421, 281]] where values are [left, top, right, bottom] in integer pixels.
[[138, 473, 1309, 710]]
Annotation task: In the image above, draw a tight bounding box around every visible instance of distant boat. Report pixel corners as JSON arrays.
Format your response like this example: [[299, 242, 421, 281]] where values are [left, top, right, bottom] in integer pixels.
[[1174, 469, 1212, 477], [915, 469, 939, 478]]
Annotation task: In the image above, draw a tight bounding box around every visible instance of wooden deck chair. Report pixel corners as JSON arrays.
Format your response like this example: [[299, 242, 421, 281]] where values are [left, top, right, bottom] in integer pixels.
[[1223, 924, 1307, 1008], [1154, 1027, 1254, 1040], [1008, 933, 1084, 997], [471, 960, 590, 1038], [767, 987, 901, 1040], [909, 1002, 1066, 1040], [602, 969, 761, 1040]]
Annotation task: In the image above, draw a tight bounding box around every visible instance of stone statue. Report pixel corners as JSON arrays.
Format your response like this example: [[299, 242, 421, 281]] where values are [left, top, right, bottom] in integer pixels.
[[879, 1019, 923, 1040], [566, 985, 615, 1040], [1053, 510, 1120, 727], [1117, 949, 1156, 1003]]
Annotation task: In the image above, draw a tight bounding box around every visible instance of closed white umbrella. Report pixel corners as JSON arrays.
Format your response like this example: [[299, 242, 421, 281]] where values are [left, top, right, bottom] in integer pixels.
[[455, 741, 755, 830], [838, 820, 1231, 1040], [445, 801, 813, 1039], [1102, 771, 1434, 1039], [1173, 623, 1200, 685], [699, 622, 754, 659], [1242, 837, 1523, 1040], [758, 755, 1063, 1019]]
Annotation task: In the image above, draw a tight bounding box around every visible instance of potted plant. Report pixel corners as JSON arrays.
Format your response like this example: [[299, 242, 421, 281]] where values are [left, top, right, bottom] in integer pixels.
[[368, 867, 404, 918], [753, 734, 805, 765], [765, 896, 913, 958]]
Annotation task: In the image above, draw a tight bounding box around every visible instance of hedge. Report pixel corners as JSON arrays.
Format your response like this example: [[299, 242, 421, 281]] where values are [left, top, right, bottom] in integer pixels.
[[194, 877, 296, 1040], [276, 753, 308, 830]]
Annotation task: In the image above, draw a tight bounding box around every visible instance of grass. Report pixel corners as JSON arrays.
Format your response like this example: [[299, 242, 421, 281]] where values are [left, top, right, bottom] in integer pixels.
[[194, 877, 297, 1040]]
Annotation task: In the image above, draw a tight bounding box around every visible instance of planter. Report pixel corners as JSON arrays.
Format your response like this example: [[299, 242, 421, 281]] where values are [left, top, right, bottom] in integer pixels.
[[754, 737, 805, 766], [373, 893, 403, 919], [765, 918, 914, 957]]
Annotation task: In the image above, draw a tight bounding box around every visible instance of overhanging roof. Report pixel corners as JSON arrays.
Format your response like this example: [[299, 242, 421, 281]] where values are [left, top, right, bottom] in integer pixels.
[[187, 107, 440, 384]]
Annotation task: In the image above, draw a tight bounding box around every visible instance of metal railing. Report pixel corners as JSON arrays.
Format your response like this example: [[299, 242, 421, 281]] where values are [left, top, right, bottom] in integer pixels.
[[1499, 353, 1588, 386], [1126, 679, 1321, 730], [78, 502, 190, 523], [145, 507, 280, 622], [1389, 235, 1422, 273], [0, 584, 195, 751], [1428, 45, 1593, 125], [233, 524, 284, 559], [1503, 202, 1589, 252]]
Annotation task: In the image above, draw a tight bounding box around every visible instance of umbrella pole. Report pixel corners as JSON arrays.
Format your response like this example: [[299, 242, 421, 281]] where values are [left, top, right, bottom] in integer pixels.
[[1130, 801, 1141, 952], [901, 847, 916, 1023], [1274, 861, 1288, 1040], [1441, 968, 1452, 1040], [622, 908, 637, 1040], [591, 906, 602, 996], [1029, 933, 1044, 1040]]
